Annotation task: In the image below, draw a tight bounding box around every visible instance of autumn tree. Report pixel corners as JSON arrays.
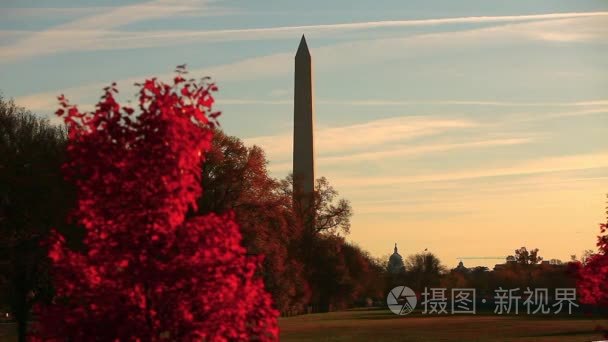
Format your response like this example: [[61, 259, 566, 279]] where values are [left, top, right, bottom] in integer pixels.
[[197, 130, 310, 315], [32, 70, 278, 340], [577, 194, 608, 337], [337, 243, 385, 308], [580, 249, 596, 265], [195, 131, 355, 314]]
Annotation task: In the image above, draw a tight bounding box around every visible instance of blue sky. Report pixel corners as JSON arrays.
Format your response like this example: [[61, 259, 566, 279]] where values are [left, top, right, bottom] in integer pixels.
[[1, 0, 607, 267]]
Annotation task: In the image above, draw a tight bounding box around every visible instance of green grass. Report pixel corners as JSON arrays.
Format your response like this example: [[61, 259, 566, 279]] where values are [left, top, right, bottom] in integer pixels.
[[279, 308, 608, 341]]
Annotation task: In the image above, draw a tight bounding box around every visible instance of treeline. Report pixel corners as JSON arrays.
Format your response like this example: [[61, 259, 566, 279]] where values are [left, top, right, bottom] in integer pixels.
[[196, 130, 387, 314], [444, 262, 578, 293], [388, 249, 579, 292], [0, 95, 599, 329], [0, 97, 80, 340], [0, 97, 388, 325]]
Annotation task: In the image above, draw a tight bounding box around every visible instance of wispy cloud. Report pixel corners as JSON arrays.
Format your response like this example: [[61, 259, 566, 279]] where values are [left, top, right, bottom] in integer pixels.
[[2, 11, 607, 62], [0, 0, 219, 62], [0, 5, 238, 18], [0, 30, 30, 42], [353, 171, 608, 216], [268, 137, 535, 172], [0, 7, 115, 17], [246, 115, 477, 160], [510, 108, 608, 123], [320, 137, 534, 164], [76, 12, 607, 49], [515, 17, 608, 42], [13, 51, 294, 113], [333, 152, 608, 187], [217, 98, 608, 108], [12, 13, 608, 114], [356, 181, 608, 214], [319, 99, 608, 107], [15, 93, 608, 116], [354, 170, 608, 197], [169, 11, 608, 35]]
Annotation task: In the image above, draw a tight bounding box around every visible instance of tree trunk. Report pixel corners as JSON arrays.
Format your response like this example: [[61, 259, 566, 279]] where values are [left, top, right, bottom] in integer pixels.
[[17, 316, 27, 342], [11, 246, 30, 342]]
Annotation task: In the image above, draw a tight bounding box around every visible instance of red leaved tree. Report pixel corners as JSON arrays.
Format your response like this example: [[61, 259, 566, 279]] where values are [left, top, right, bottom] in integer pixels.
[[198, 131, 311, 315], [578, 225, 608, 307], [32, 67, 278, 341], [577, 195, 608, 337]]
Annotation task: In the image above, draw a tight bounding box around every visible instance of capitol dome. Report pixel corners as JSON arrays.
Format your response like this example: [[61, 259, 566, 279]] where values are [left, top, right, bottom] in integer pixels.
[[388, 243, 405, 274]]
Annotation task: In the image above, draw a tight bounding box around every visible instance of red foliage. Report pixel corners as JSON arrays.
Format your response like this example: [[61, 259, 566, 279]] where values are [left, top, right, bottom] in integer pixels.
[[33, 70, 278, 340], [578, 223, 608, 305], [578, 222, 608, 337], [198, 131, 313, 315]]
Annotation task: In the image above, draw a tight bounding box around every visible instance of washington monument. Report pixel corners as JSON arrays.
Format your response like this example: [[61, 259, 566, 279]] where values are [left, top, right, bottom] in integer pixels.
[[293, 35, 315, 223]]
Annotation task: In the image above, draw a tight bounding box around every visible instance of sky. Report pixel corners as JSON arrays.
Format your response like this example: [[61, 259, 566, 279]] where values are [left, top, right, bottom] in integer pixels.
[[1, 0, 607, 268]]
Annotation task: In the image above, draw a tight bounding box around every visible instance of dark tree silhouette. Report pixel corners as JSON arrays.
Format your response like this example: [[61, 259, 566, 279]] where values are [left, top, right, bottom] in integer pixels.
[[0, 96, 75, 342], [514, 246, 543, 265], [279, 174, 353, 312], [405, 252, 446, 292], [280, 174, 352, 236]]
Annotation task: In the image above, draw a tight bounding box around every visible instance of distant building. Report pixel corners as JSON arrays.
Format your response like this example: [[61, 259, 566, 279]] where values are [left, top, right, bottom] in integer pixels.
[[453, 260, 470, 273], [388, 243, 406, 274], [493, 257, 518, 271], [493, 256, 564, 271]]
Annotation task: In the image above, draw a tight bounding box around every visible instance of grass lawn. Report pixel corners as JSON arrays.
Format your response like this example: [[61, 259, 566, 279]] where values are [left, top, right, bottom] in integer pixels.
[[279, 308, 608, 342], [0, 323, 17, 341], [2, 309, 606, 341]]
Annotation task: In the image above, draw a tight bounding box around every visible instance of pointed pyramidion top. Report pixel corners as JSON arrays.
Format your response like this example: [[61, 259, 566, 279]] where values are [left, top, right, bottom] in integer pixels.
[[296, 34, 310, 59]]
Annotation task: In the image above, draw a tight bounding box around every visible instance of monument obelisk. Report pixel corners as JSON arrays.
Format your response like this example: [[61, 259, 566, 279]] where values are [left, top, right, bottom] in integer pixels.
[[293, 35, 315, 226]]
